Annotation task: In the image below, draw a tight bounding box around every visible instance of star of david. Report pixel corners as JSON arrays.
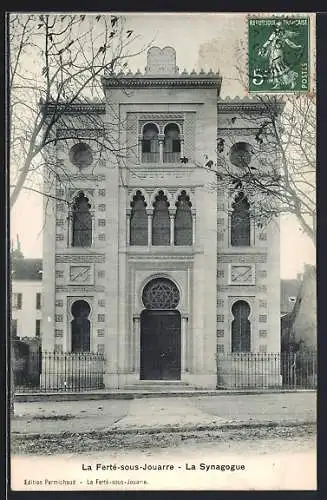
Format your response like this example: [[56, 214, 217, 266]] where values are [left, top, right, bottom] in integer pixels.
[[143, 279, 179, 309]]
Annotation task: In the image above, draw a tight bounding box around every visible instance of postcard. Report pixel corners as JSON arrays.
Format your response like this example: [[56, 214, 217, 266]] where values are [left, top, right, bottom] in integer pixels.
[[9, 11, 316, 492]]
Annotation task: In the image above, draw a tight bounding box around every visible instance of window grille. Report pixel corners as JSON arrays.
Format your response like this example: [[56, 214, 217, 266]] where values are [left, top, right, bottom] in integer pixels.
[[142, 278, 180, 310]]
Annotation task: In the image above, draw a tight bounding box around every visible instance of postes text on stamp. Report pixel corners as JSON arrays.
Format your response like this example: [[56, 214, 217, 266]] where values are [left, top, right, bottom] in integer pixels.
[[248, 17, 309, 93]]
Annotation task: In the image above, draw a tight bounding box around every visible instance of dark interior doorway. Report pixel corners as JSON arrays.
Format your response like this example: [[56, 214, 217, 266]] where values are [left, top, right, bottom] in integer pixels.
[[71, 300, 91, 352]]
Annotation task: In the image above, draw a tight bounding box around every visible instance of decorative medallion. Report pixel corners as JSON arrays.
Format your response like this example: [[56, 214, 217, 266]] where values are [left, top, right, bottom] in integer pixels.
[[142, 278, 180, 310]]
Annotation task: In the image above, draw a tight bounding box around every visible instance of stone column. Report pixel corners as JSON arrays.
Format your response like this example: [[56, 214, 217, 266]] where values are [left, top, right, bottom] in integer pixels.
[[126, 209, 131, 246], [90, 211, 95, 247], [250, 213, 255, 247], [138, 135, 143, 163], [67, 213, 72, 248], [169, 210, 175, 246], [147, 209, 153, 247], [133, 315, 141, 375], [227, 211, 232, 246], [192, 209, 196, 246], [66, 303, 73, 353], [159, 134, 164, 163], [180, 135, 184, 157], [181, 314, 188, 373]]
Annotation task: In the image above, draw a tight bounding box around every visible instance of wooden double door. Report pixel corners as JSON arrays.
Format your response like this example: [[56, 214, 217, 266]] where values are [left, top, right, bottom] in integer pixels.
[[140, 310, 181, 380]]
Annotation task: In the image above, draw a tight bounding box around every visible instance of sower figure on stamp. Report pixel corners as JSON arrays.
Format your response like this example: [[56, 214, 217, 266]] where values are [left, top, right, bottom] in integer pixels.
[[258, 20, 302, 89]]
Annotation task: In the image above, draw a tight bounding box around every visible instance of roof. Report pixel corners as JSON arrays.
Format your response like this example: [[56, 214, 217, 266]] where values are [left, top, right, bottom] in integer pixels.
[[11, 258, 43, 281], [280, 279, 300, 314]]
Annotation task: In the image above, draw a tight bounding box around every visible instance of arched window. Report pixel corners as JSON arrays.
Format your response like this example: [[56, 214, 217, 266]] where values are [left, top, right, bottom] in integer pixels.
[[231, 192, 250, 246], [130, 191, 148, 245], [163, 123, 181, 163], [231, 300, 251, 352], [71, 300, 91, 352], [152, 191, 170, 246], [142, 123, 159, 163], [72, 192, 92, 248], [175, 191, 192, 246]]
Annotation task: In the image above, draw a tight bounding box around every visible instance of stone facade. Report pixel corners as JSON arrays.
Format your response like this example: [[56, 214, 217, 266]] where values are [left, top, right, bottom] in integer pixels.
[[42, 47, 281, 389]]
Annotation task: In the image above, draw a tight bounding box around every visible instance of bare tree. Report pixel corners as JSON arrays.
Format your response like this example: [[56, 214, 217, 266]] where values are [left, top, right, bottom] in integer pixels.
[[9, 12, 148, 416], [9, 13, 147, 209], [211, 93, 316, 247]]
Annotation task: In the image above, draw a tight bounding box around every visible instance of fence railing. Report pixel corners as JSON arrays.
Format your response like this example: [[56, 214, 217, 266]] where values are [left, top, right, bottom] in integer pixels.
[[14, 351, 105, 392], [141, 152, 160, 163], [163, 152, 181, 163], [217, 351, 317, 390], [14, 350, 317, 392]]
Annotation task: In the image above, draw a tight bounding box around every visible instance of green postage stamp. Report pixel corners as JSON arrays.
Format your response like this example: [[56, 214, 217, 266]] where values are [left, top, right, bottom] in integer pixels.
[[248, 17, 310, 92]]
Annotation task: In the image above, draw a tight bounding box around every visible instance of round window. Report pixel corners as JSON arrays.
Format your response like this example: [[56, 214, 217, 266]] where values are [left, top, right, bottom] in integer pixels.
[[69, 143, 93, 169], [229, 142, 253, 168], [142, 278, 180, 310]]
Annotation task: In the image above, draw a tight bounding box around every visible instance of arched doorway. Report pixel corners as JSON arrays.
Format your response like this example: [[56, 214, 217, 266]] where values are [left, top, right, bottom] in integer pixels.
[[140, 278, 181, 380], [71, 300, 91, 352], [231, 300, 251, 352]]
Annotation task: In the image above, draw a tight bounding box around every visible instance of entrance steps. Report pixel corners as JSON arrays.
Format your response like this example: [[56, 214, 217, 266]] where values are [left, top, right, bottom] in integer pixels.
[[122, 381, 192, 392]]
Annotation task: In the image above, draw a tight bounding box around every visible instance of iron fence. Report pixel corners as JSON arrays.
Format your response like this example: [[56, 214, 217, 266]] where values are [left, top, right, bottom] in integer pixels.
[[14, 350, 317, 393], [217, 351, 317, 390], [14, 351, 105, 392]]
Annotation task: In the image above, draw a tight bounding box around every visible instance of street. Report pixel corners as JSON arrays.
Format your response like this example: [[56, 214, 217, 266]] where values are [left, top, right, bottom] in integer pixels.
[[11, 391, 316, 436], [11, 391, 317, 490]]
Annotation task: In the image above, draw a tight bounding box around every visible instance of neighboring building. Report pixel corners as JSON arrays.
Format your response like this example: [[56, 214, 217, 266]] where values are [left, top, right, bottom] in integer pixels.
[[281, 265, 316, 351], [41, 47, 281, 389], [11, 258, 43, 339]]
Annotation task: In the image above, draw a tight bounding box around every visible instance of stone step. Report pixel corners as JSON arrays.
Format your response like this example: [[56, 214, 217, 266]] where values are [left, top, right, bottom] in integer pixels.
[[123, 381, 191, 391]]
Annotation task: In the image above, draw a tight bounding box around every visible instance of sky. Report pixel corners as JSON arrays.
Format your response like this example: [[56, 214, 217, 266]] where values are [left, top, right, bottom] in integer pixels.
[[10, 13, 316, 278]]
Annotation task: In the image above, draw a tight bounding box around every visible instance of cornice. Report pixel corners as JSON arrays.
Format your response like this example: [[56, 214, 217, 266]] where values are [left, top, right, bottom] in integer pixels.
[[56, 128, 105, 138], [57, 174, 106, 182], [218, 98, 285, 115], [55, 285, 105, 292], [217, 253, 268, 263], [128, 255, 194, 261], [41, 102, 105, 116], [217, 128, 259, 136], [102, 75, 222, 90], [138, 113, 185, 121], [55, 254, 105, 263]]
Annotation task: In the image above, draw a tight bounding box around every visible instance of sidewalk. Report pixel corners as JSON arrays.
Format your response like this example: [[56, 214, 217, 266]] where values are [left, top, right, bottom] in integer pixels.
[[11, 392, 316, 437]]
